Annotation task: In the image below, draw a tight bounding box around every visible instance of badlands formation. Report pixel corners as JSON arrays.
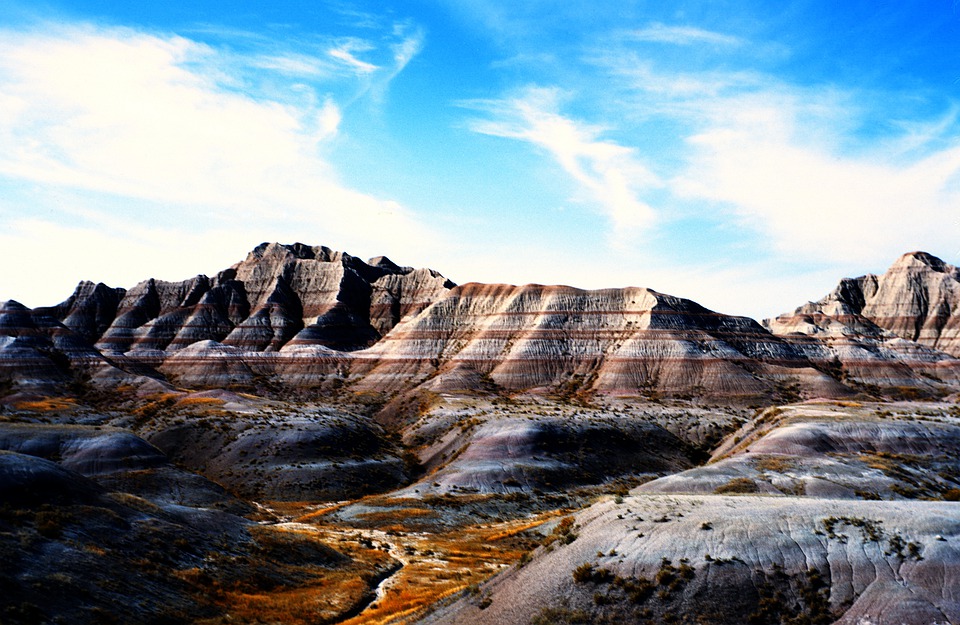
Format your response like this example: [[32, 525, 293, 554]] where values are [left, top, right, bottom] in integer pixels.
[[1, 244, 959, 625]]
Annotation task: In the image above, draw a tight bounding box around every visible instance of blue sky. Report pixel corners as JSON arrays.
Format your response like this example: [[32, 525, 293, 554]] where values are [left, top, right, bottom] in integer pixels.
[[1, 1, 959, 319]]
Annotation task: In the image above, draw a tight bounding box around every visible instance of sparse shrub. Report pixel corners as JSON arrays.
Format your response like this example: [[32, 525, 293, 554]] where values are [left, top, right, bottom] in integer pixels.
[[545, 516, 578, 546], [754, 456, 794, 473], [714, 478, 759, 494], [572, 563, 614, 584]]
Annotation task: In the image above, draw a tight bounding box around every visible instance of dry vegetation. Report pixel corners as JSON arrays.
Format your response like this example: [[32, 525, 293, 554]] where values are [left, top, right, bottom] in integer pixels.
[[186, 524, 396, 625], [11, 397, 77, 412], [754, 455, 794, 473], [277, 498, 559, 625]]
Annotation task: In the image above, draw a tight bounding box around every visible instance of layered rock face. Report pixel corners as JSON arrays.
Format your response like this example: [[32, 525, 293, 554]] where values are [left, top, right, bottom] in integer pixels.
[[56, 242, 454, 356], [143, 408, 410, 501], [5, 244, 960, 401], [350, 283, 841, 399], [766, 251, 960, 392], [0, 299, 126, 388], [639, 403, 960, 499], [422, 401, 960, 625]]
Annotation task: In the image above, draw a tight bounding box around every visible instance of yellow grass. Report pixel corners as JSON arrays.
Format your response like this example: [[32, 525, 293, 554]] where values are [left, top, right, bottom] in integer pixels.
[[184, 524, 396, 625], [754, 456, 795, 473], [330, 511, 553, 625], [185, 500, 554, 625], [356, 508, 436, 522], [294, 503, 348, 523], [12, 397, 77, 412], [485, 516, 553, 542], [176, 396, 226, 407]]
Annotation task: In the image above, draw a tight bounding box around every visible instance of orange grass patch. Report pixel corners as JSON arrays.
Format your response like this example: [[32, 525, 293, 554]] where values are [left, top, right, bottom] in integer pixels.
[[294, 502, 352, 523], [219, 574, 370, 625], [485, 516, 553, 542], [12, 397, 77, 412], [334, 513, 552, 625], [176, 396, 226, 407], [356, 508, 436, 522], [187, 525, 396, 625]]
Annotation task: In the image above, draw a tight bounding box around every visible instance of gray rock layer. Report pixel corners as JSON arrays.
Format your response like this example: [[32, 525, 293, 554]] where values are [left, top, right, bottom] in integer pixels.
[[422, 495, 960, 625]]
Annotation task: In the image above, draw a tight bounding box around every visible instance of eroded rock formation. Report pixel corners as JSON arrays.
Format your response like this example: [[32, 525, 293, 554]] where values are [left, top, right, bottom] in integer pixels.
[[766, 252, 960, 393], [4, 244, 960, 402], [349, 283, 842, 400], [52, 242, 455, 356]]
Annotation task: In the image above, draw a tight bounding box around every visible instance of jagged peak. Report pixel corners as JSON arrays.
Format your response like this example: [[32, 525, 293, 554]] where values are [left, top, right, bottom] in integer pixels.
[[890, 251, 954, 273], [368, 255, 408, 273], [248, 241, 340, 262], [0, 300, 28, 311]]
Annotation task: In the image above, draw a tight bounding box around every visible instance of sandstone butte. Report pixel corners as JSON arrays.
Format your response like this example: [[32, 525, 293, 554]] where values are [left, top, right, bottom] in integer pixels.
[[2, 243, 960, 402]]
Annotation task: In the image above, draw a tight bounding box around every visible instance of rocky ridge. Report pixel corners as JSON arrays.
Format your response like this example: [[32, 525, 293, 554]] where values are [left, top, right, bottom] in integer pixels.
[[3, 246, 960, 625], [3, 245, 960, 402], [47, 241, 455, 356], [766, 252, 960, 393]]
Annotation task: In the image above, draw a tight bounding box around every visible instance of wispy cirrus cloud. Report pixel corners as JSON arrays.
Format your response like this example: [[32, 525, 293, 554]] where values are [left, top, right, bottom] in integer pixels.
[[463, 86, 661, 240], [629, 22, 742, 47], [584, 38, 960, 269], [328, 38, 379, 74], [0, 21, 432, 305], [674, 92, 960, 264]]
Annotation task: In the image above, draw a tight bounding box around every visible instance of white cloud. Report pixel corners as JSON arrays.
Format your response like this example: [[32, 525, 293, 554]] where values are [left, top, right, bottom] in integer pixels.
[[251, 52, 333, 78], [328, 39, 379, 74], [672, 91, 960, 266], [465, 87, 661, 239], [0, 23, 433, 306], [630, 23, 742, 47], [316, 98, 342, 141], [585, 44, 960, 269], [0, 217, 244, 306]]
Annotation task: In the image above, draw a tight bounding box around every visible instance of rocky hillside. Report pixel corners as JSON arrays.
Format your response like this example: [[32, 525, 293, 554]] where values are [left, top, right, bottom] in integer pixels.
[[421, 493, 960, 625], [766, 252, 960, 393], [348, 282, 841, 400], [418, 400, 960, 625], [41, 241, 455, 355], [3, 246, 960, 625], [3, 245, 960, 402]]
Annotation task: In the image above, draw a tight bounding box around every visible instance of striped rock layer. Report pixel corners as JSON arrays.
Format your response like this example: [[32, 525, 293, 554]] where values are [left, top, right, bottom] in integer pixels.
[[348, 282, 841, 399], [45, 241, 455, 356], [765, 251, 960, 391], [3, 245, 960, 400]]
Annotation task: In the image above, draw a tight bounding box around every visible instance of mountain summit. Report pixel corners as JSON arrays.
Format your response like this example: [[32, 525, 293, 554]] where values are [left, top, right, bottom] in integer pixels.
[[2, 245, 959, 403]]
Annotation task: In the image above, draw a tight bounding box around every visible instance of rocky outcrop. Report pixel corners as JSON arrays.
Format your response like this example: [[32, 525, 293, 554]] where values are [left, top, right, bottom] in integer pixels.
[[142, 407, 410, 501], [55, 242, 455, 356], [421, 494, 960, 625], [767, 252, 960, 393], [349, 283, 842, 400], [36, 281, 126, 345], [0, 424, 247, 511], [403, 413, 695, 495], [414, 401, 960, 624], [0, 449, 356, 625], [638, 402, 960, 499], [0, 299, 133, 389], [6, 245, 960, 402]]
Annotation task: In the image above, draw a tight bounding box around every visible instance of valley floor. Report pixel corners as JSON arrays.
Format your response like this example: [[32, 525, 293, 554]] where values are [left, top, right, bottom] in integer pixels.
[[1, 390, 959, 625]]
